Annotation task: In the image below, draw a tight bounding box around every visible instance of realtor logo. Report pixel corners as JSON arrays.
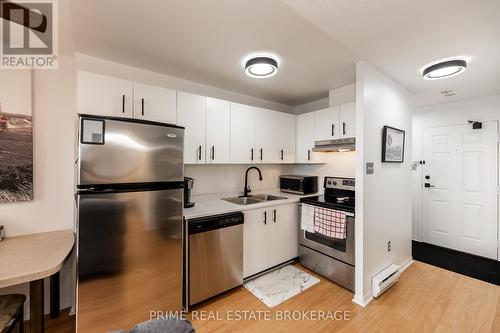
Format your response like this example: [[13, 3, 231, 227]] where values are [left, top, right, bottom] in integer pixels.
[[1, 0, 58, 69]]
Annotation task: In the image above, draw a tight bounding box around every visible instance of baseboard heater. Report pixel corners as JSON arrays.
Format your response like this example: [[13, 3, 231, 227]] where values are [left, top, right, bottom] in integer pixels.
[[372, 264, 400, 298]]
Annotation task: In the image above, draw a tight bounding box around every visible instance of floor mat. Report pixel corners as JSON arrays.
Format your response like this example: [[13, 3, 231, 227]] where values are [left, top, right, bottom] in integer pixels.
[[243, 265, 320, 308]]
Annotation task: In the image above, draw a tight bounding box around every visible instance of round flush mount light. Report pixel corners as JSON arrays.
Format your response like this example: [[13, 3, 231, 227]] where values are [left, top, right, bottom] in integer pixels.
[[422, 59, 467, 80], [245, 56, 278, 78]]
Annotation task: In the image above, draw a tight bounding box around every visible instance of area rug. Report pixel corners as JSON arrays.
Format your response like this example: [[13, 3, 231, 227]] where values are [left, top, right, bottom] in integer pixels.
[[243, 265, 320, 308]]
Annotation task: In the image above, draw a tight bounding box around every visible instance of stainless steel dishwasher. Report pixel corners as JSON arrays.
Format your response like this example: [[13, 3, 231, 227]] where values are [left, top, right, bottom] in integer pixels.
[[186, 212, 244, 307]]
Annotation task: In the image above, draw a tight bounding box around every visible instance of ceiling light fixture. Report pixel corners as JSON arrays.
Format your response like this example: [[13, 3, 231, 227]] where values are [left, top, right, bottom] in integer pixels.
[[245, 56, 278, 78], [422, 59, 467, 80]]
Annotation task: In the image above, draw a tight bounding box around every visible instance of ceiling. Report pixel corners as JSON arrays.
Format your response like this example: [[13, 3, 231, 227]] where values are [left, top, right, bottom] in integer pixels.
[[71, 0, 359, 106], [71, 0, 500, 107], [283, 0, 500, 106]]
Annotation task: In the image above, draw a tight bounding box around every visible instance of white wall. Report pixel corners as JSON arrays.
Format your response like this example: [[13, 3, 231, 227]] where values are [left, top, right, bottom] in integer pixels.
[[354, 61, 413, 306], [411, 94, 500, 241], [0, 1, 77, 316]]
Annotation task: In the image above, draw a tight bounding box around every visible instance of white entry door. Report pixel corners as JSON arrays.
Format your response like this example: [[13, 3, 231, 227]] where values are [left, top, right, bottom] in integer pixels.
[[422, 121, 498, 259]]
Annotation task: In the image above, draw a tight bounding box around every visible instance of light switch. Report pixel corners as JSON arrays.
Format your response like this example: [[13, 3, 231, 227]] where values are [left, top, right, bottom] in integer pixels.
[[366, 162, 374, 175]]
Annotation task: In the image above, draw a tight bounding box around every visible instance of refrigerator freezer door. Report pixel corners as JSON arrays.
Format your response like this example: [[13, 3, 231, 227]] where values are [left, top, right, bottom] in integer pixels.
[[76, 188, 183, 333], [78, 116, 184, 186]]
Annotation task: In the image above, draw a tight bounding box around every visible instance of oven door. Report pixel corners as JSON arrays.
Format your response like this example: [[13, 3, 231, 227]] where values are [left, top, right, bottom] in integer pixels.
[[298, 205, 355, 265]]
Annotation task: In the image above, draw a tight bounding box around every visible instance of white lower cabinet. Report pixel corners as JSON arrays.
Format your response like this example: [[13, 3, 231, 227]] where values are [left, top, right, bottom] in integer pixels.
[[243, 203, 298, 278]]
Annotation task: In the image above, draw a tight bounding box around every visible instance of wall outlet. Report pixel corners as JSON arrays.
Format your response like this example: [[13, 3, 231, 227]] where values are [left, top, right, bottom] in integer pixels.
[[387, 241, 391, 252]]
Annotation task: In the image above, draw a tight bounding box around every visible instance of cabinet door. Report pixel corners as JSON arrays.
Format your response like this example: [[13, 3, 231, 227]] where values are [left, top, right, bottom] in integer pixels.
[[339, 102, 356, 138], [255, 107, 279, 163], [230, 102, 256, 164], [177, 92, 206, 164], [133, 82, 176, 124], [243, 208, 269, 278], [77, 71, 133, 118], [206, 98, 230, 164], [268, 204, 296, 267], [277, 112, 296, 163], [314, 106, 340, 141], [295, 112, 316, 163]]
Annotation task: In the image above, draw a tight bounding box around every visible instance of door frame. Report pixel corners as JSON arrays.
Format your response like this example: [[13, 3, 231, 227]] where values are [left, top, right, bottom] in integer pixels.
[[417, 120, 499, 260]]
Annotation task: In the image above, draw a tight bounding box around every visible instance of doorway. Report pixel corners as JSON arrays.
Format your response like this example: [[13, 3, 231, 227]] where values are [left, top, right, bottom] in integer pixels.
[[421, 121, 498, 260]]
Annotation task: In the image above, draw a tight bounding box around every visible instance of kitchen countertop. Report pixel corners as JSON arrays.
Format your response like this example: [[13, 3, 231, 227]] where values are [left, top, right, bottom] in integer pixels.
[[183, 188, 319, 219]]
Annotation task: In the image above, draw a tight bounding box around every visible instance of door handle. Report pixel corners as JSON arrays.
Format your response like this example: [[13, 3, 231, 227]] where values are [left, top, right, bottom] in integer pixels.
[[424, 183, 436, 188], [273, 209, 277, 223], [141, 98, 145, 116], [264, 211, 267, 225], [343, 122, 346, 135], [331, 124, 335, 136], [280, 149, 284, 161], [260, 148, 263, 161], [198, 145, 202, 161], [122, 95, 125, 113], [307, 149, 311, 161]]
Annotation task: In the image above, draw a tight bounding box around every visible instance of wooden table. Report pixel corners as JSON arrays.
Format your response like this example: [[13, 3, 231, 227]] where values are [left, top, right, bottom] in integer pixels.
[[0, 230, 74, 333]]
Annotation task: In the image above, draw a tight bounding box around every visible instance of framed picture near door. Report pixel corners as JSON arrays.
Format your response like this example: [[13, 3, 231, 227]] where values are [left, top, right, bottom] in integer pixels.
[[382, 125, 405, 163]]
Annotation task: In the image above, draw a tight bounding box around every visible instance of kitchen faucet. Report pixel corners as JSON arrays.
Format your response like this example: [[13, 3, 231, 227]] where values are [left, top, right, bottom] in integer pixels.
[[243, 166, 263, 197]]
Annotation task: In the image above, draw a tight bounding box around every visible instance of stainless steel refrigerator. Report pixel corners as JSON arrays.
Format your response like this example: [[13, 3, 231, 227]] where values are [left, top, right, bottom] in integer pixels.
[[75, 115, 184, 333]]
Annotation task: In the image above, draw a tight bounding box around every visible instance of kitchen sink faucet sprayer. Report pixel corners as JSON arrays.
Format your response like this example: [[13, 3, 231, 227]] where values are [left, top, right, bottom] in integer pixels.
[[243, 166, 263, 197]]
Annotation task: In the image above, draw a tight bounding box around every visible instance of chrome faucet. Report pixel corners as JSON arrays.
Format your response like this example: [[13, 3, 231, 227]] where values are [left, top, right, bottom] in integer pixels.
[[243, 166, 263, 197]]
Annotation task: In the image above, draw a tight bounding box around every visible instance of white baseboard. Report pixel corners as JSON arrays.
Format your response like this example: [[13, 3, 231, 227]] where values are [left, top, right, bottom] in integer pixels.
[[352, 291, 373, 307], [399, 256, 414, 273], [352, 256, 413, 308]]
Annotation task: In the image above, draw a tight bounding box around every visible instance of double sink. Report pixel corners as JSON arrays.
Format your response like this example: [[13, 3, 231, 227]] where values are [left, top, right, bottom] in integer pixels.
[[222, 194, 287, 206]]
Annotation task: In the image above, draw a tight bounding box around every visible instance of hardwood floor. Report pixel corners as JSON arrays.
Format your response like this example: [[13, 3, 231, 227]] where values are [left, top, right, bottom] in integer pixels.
[[39, 261, 499, 332]]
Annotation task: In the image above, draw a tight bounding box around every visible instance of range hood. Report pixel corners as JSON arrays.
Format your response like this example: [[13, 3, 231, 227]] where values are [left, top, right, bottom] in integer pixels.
[[312, 138, 356, 152]]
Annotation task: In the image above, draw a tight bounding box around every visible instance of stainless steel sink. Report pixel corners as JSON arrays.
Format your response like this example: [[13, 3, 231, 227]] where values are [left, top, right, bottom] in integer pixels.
[[250, 194, 288, 201], [222, 197, 263, 205], [222, 194, 287, 205]]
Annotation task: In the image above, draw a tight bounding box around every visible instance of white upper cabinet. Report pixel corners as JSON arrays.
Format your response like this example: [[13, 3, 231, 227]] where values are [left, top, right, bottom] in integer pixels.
[[177, 92, 206, 164], [230, 102, 256, 164], [339, 102, 356, 138], [255, 107, 278, 163], [77, 71, 133, 118], [314, 106, 340, 141], [296, 112, 317, 163], [206, 97, 231, 164], [133, 82, 176, 124], [277, 112, 296, 163]]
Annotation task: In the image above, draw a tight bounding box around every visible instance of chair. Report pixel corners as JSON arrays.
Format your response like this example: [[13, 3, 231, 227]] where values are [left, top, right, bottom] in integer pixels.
[[0, 294, 26, 333]]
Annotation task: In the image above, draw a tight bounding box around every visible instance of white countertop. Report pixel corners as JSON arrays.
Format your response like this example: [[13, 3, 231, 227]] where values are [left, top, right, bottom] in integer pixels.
[[183, 188, 319, 219]]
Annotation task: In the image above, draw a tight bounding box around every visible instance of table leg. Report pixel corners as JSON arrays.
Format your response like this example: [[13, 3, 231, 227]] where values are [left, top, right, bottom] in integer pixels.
[[29, 279, 44, 333], [50, 272, 60, 319]]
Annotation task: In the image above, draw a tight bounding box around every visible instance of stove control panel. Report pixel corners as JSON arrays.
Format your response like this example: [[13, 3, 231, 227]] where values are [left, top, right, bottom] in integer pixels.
[[324, 177, 355, 190]]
